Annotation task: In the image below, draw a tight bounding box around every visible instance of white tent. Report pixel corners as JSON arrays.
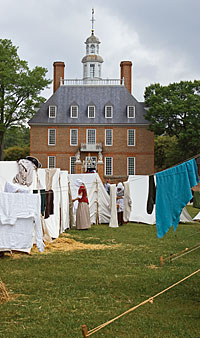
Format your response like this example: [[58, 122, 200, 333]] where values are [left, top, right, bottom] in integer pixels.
[[128, 175, 194, 224], [68, 173, 110, 224], [193, 212, 200, 221]]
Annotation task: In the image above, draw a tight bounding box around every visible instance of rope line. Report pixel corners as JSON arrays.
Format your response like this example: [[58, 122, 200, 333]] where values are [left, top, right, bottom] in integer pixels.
[[171, 245, 200, 262], [163, 243, 200, 262], [85, 269, 200, 336]]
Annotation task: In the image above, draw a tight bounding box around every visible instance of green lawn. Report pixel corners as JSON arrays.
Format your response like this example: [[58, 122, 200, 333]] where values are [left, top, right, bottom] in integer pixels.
[[0, 208, 200, 338]]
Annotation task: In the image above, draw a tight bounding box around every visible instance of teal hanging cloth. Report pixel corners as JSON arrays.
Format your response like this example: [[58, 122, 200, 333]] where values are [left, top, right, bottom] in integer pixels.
[[155, 159, 199, 238]]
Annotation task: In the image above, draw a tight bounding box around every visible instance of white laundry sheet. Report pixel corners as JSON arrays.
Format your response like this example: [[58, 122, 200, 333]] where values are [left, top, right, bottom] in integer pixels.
[[0, 218, 34, 254], [128, 175, 194, 225], [59, 171, 69, 232], [68, 173, 110, 224], [0, 192, 44, 252]]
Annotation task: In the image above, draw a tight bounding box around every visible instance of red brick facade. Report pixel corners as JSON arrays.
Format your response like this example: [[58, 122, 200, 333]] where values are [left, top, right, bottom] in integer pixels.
[[30, 125, 154, 183]]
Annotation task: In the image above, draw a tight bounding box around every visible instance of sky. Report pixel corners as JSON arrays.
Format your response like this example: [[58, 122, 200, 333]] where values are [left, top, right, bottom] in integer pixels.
[[1, 0, 200, 101]]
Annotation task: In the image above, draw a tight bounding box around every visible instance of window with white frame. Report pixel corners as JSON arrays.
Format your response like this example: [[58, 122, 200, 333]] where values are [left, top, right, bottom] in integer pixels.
[[70, 156, 76, 174], [87, 129, 96, 144], [71, 105, 78, 118], [127, 157, 135, 175], [105, 106, 113, 118], [127, 129, 135, 146], [127, 106, 135, 118], [70, 129, 78, 146], [48, 129, 56, 145], [105, 157, 113, 176], [90, 64, 95, 78], [49, 105, 57, 118], [105, 129, 113, 146], [48, 156, 56, 168], [88, 105, 95, 118]]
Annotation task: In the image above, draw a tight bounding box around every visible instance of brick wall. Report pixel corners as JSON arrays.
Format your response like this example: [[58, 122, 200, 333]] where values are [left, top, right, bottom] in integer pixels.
[[30, 125, 154, 182]]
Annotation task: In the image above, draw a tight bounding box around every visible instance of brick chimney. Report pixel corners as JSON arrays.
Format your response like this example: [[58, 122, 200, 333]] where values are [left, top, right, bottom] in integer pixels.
[[53, 61, 65, 93], [120, 61, 132, 94]]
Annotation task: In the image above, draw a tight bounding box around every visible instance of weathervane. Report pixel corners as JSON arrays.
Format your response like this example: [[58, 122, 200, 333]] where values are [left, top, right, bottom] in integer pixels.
[[91, 8, 95, 34]]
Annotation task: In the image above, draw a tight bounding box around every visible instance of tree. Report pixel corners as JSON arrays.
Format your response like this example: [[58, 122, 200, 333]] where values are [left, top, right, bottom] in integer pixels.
[[154, 135, 181, 170], [144, 81, 200, 159], [0, 39, 51, 160], [4, 125, 30, 149]]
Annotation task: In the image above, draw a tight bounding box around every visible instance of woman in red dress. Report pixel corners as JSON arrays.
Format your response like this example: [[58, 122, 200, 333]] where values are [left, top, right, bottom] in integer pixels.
[[72, 179, 91, 230]]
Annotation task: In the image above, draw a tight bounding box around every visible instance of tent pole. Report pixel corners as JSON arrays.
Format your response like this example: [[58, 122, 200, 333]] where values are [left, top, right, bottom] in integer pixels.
[[81, 324, 88, 337]]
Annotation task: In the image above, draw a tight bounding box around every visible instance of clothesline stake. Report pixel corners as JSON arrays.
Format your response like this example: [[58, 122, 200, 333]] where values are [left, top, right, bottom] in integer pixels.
[[82, 324, 88, 337]]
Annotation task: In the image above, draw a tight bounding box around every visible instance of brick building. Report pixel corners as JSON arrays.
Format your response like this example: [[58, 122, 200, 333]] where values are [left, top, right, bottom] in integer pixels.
[[29, 11, 154, 183]]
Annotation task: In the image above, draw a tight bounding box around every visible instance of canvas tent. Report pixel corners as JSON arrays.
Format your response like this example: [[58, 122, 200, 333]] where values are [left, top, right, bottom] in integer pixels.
[[128, 175, 194, 224]]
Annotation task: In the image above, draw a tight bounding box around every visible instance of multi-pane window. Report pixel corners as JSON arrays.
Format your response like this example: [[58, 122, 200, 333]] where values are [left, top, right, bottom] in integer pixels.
[[105, 157, 113, 176], [88, 106, 95, 118], [71, 105, 78, 118], [70, 156, 76, 174], [127, 106, 135, 118], [90, 44, 95, 53], [70, 129, 78, 146], [48, 129, 56, 145], [105, 106, 113, 118], [87, 129, 96, 144], [127, 129, 135, 146], [127, 157, 135, 175], [105, 129, 113, 146], [48, 156, 56, 168], [90, 64, 95, 78], [49, 105, 57, 118]]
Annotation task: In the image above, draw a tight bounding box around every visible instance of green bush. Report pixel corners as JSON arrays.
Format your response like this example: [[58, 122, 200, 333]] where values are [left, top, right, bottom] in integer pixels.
[[4, 145, 30, 161]]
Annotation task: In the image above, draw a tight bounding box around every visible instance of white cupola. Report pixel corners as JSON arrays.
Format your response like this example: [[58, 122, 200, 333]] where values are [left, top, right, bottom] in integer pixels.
[[82, 9, 103, 81]]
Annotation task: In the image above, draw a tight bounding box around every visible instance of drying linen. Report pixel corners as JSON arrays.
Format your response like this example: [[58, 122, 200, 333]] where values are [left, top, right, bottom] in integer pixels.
[[123, 181, 132, 222], [13, 159, 37, 187], [146, 175, 156, 214], [0, 192, 44, 251], [155, 159, 199, 238], [5, 181, 30, 193], [109, 184, 118, 228], [44, 169, 56, 219]]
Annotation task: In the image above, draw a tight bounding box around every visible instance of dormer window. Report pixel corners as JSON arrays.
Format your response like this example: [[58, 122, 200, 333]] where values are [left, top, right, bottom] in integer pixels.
[[127, 106, 135, 118], [88, 105, 95, 118], [105, 106, 113, 118], [49, 105, 57, 118], [71, 105, 78, 118]]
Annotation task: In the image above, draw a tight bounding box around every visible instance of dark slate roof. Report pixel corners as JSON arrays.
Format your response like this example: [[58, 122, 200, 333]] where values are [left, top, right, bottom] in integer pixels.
[[29, 85, 149, 126]]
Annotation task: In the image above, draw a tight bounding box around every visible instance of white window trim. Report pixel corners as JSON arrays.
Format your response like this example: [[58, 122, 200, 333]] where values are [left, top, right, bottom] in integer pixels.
[[105, 106, 113, 118], [127, 106, 135, 118], [49, 105, 57, 118], [48, 156, 56, 168], [70, 156, 76, 174], [127, 129, 135, 146], [105, 129, 113, 146], [105, 157, 113, 176], [88, 105, 95, 118], [127, 157, 135, 176], [87, 129, 96, 144], [70, 129, 78, 146], [48, 129, 56, 146], [70, 105, 78, 118]]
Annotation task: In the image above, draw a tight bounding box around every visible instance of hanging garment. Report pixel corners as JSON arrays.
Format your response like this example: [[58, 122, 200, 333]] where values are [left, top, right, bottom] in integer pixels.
[[109, 184, 118, 228], [146, 175, 156, 214], [123, 181, 132, 222], [155, 159, 199, 238], [44, 169, 56, 219], [193, 191, 200, 209], [13, 159, 36, 187]]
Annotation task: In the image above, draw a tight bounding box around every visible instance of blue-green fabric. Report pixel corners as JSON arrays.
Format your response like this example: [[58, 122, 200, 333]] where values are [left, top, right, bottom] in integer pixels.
[[155, 159, 199, 238]]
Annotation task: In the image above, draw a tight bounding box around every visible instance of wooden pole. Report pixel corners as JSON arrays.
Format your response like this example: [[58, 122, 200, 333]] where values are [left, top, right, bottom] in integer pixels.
[[82, 325, 88, 337], [160, 255, 163, 267]]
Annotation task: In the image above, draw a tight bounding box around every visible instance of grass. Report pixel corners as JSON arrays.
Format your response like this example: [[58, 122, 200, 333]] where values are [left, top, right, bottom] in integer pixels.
[[0, 207, 200, 338]]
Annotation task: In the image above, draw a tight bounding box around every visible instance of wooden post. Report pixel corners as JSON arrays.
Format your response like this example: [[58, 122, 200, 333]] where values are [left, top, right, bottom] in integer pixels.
[[160, 256, 163, 267], [170, 253, 173, 263], [81, 325, 88, 337]]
